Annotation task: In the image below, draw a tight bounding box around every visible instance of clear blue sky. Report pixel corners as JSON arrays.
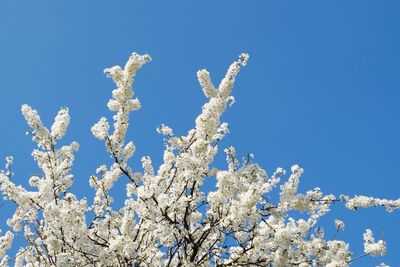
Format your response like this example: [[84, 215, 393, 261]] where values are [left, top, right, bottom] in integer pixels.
[[0, 1, 399, 265]]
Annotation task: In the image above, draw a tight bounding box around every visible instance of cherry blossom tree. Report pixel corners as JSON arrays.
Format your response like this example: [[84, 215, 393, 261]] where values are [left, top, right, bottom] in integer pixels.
[[0, 53, 396, 266]]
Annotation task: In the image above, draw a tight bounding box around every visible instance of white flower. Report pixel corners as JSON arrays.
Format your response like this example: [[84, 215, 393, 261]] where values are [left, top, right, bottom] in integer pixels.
[[197, 69, 217, 98], [0, 231, 14, 258], [334, 219, 345, 231], [364, 229, 386, 256], [50, 108, 70, 140], [123, 141, 136, 160], [156, 124, 173, 136], [91, 117, 109, 140]]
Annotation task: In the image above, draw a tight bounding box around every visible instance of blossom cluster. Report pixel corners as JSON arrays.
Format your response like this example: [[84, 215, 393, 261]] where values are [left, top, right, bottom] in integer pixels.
[[0, 53, 397, 266]]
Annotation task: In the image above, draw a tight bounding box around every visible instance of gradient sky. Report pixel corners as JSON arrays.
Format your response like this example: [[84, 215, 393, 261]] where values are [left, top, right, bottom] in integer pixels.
[[0, 1, 399, 265]]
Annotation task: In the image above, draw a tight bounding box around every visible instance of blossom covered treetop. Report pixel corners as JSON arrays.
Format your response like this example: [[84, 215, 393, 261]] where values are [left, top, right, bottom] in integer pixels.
[[0, 53, 396, 266]]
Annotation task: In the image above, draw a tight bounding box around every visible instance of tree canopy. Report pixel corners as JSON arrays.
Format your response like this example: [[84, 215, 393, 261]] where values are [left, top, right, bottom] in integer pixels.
[[0, 53, 396, 267]]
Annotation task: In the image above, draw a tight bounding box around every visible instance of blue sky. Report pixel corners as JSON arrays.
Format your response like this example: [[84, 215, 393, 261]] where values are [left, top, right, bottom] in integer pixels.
[[0, 1, 399, 265]]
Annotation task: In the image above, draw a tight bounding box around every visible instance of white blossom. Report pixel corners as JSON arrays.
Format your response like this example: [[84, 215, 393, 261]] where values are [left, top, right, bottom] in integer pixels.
[[197, 69, 217, 98], [335, 219, 345, 231], [91, 117, 110, 140], [156, 124, 173, 136], [346, 195, 400, 212], [0, 231, 13, 258], [0, 52, 396, 266], [50, 108, 70, 140], [364, 229, 386, 256]]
